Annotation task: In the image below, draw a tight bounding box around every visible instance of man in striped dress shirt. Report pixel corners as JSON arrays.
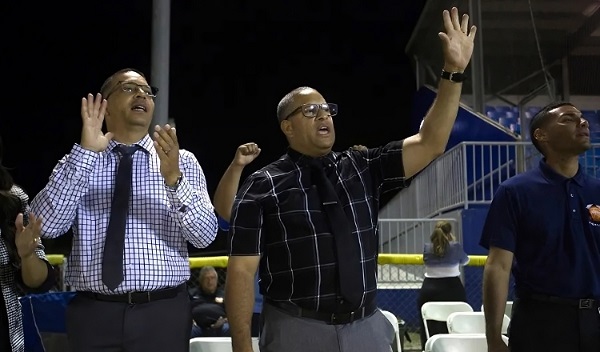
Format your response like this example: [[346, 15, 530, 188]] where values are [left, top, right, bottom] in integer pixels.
[[31, 68, 218, 352]]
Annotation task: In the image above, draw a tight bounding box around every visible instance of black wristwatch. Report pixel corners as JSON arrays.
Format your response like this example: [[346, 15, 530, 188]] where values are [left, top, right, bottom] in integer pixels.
[[166, 174, 183, 190], [440, 69, 467, 83]]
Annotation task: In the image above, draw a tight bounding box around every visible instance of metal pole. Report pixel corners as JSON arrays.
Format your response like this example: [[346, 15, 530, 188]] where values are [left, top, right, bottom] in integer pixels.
[[151, 0, 171, 128], [469, 0, 485, 113]]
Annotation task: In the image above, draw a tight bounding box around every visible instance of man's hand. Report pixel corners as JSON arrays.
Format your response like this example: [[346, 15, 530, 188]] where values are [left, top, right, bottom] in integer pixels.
[[153, 124, 181, 186], [80, 93, 114, 152], [15, 213, 42, 260], [211, 316, 228, 329], [438, 7, 477, 73], [233, 143, 261, 167]]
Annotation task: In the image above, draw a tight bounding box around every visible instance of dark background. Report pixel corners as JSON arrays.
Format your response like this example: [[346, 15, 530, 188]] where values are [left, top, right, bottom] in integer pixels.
[[2, 0, 427, 255]]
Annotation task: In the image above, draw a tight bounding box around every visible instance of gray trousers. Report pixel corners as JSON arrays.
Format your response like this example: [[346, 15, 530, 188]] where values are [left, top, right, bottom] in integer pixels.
[[259, 302, 394, 352]]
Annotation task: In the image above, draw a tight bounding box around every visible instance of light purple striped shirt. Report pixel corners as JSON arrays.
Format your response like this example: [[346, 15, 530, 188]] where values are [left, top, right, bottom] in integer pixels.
[[31, 135, 218, 294]]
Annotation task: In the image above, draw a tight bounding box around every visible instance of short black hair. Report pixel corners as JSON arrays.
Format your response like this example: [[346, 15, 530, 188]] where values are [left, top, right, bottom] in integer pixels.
[[529, 102, 575, 153], [100, 68, 147, 97], [276, 86, 314, 123]]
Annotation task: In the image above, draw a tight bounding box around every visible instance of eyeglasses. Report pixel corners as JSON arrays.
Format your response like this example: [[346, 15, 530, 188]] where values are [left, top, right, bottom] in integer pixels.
[[105, 81, 159, 99], [283, 103, 338, 120]]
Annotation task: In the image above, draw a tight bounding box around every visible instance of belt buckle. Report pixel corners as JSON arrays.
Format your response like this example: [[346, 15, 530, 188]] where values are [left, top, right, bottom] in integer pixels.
[[579, 299, 592, 309], [330, 311, 355, 324]]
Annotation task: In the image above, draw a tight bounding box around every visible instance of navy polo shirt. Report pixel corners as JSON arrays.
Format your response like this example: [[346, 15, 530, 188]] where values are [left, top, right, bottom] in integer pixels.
[[480, 159, 600, 299]]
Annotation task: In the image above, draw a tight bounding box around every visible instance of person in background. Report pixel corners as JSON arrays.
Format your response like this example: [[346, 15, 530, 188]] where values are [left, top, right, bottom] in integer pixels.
[[225, 7, 476, 352], [30, 68, 218, 352], [481, 102, 600, 352], [417, 220, 469, 350], [0, 136, 55, 352], [190, 266, 229, 337], [213, 142, 263, 337]]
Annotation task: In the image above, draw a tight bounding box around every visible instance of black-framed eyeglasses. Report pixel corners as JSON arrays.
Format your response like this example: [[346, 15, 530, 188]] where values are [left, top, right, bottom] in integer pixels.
[[283, 103, 338, 120], [105, 81, 159, 99]]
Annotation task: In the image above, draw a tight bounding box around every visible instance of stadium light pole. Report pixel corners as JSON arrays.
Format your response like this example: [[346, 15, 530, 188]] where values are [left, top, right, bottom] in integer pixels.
[[151, 0, 171, 129]]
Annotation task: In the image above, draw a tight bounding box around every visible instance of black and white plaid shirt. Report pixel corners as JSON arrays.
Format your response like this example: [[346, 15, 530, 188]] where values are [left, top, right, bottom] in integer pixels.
[[1, 186, 53, 352], [228, 140, 410, 313], [30, 135, 218, 294]]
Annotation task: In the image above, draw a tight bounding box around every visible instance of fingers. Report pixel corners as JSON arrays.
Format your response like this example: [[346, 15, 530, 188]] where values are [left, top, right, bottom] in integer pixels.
[[450, 7, 461, 31], [16, 212, 43, 240], [239, 143, 260, 156], [81, 97, 88, 120], [443, 7, 471, 35], [15, 213, 24, 233], [460, 14, 470, 34], [81, 93, 107, 120], [153, 125, 178, 156], [468, 25, 477, 38]]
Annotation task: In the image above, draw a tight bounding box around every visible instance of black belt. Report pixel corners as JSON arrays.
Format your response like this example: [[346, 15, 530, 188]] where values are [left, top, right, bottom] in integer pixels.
[[520, 292, 598, 309], [78, 284, 183, 304], [266, 298, 377, 325]]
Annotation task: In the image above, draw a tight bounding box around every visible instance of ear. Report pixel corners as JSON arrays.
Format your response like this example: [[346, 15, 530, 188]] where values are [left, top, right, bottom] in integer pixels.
[[533, 128, 547, 143], [280, 120, 294, 138]]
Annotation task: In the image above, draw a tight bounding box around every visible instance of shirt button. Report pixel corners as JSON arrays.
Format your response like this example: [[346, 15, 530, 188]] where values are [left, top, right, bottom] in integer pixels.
[[570, 194, 574, 198], [573, 209, 576, 213]]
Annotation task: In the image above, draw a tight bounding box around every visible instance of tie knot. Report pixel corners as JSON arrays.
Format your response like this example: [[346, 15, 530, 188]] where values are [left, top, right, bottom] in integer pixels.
[[114, 145, 140, 157]]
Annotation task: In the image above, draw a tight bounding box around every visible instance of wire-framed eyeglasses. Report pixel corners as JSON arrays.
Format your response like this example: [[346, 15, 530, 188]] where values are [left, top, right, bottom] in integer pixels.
[[105, 81, 159, 99], [283, 103, 338, 121]]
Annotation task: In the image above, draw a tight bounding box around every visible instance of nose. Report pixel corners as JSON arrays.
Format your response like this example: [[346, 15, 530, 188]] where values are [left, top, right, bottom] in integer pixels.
[[315, 110, 331, 120], [580, 117, 589, 127], [134, 88, 148, 98]]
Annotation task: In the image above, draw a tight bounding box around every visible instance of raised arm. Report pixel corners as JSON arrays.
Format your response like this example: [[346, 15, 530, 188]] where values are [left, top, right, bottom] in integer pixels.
[[31, 94, 111, 238], [402, 7, 477, 178], [214, 143, 261, 220]]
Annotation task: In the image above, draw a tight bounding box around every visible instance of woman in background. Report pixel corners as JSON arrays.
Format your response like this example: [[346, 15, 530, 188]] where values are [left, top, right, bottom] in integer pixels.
[[0, 136, 55, 352], [417, 220, 469, 350]]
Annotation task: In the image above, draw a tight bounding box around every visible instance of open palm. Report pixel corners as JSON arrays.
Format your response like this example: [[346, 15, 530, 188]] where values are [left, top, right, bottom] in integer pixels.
[[80, 93, 114, 152]]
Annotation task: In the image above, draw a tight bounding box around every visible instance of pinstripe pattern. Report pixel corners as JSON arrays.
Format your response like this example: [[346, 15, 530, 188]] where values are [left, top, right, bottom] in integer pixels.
[[229, 140, 410, 312]]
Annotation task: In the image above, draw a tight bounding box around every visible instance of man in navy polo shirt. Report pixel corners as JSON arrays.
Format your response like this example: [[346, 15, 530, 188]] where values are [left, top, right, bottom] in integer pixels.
[[480, 102, 600, 352]]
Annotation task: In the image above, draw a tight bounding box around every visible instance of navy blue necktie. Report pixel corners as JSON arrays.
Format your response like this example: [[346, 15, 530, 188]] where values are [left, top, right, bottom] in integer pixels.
[[102, 145, 139, 290], [309, 159, 363, 309]]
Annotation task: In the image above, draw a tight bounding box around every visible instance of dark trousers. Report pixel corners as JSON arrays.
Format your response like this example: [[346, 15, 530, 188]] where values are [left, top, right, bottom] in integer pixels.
[[417, 276, 467, 350], [509, 297, 600, 352], [66, 286, 191, 352]]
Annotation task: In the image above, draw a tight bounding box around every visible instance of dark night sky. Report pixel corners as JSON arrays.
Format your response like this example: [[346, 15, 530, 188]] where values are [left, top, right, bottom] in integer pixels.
[[2, 1, 426, 254]]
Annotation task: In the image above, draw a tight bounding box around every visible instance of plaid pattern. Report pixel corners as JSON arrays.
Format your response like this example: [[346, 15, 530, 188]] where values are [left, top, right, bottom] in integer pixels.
[[229, 140, 410, 312], [31, 135, 218, 294], [0, 186, 49, 352]]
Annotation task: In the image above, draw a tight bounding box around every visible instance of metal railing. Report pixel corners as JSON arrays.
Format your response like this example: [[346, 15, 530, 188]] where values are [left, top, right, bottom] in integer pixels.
[[380, 141, 600, 220]]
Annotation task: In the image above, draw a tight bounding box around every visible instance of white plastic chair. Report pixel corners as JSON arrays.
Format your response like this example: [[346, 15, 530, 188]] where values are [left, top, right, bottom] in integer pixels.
[[189, 337, 260, 352], [420, 301, 474, 341], [380, 309, 402, 352], [481, 300, 513, 318], [446, 311, 510, 335], [424, 333, 509, 352]]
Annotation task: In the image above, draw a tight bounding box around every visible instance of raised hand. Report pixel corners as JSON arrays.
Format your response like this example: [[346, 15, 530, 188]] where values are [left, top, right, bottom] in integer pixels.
[[80, 93, 114, 152], [439, 7, 477, 72], [233, 143, 261, 167], [153, 124, 181, 186], [15, 212, 42, 260]]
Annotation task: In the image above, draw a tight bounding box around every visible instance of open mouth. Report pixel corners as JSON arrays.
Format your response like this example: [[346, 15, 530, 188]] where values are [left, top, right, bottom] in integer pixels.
[[131, 104, 147, 112], [318, 126, 330, 134]]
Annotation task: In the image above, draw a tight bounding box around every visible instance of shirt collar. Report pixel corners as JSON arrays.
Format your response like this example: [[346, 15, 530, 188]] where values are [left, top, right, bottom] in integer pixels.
[[538, 158, 585, 187], [107, 134, 153, 154], [286, 147, 337, 167]]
